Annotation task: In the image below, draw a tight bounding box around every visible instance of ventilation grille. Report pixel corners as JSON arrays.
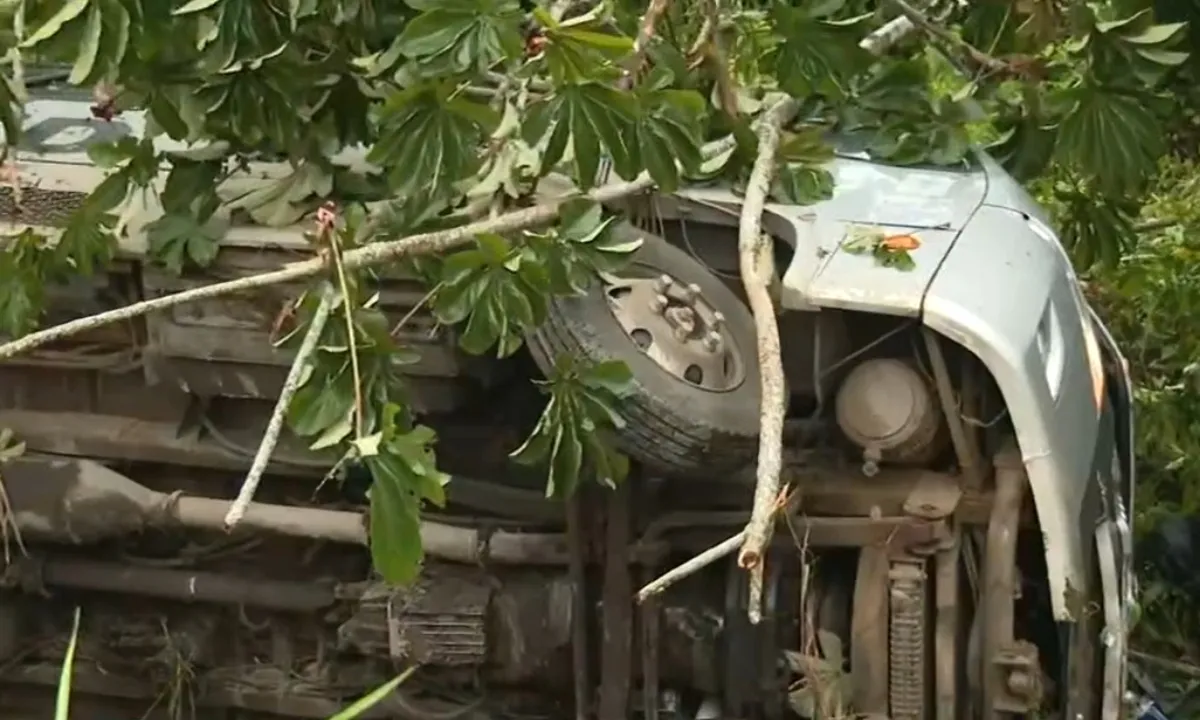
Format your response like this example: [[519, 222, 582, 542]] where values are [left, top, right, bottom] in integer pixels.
[[0, 186, 89, 227]]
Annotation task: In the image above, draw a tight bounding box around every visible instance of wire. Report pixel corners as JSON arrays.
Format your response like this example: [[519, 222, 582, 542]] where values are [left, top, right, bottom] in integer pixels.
[[388, 690, 487, 720], [199, 415, 332, 470]]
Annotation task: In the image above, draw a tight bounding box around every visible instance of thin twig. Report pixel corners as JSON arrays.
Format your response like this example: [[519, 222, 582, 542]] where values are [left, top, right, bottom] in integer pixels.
[[701, 0, 738, 116], [223, 286, 336, 530], [636, 486, 791, 603], [1132, 650, 1200, 680], [884, 0, 1012, 74], [326, 217, 365, 440], [735, 97, 796, 625], [636, 531, 745, 603], [0, 136, 738, 363], [624, 0, 671, 85]]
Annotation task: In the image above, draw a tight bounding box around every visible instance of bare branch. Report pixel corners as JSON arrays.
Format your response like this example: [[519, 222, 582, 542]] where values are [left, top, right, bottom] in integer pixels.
[[628, 0, 671, 81], [735, 97, 796, 624], [702, 0, 739, 116], [636, 530, 745, 602], [224, 286, 335, 530], [884, 0, 1012, 74]]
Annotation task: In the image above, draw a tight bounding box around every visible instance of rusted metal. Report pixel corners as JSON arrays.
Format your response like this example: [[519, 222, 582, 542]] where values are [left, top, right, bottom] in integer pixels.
[[566, 494, 593, 720], [922, 329, 985, 491], [639, 592, 661, 720], [934, 532, 961, 720], [983, 450, 1027, 719], [598, 480, 633, 720], [850, 546, 890, 715], [888, 559, 928, 720], [10, 556, 337, 611], [668, 514, 950, 553], [993, 641, 1044, 713], [903, 471, 963, 520]]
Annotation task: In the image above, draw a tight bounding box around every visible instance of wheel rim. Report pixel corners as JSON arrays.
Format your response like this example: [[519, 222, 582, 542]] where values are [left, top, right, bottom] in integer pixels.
[[603, 267, 746, 392]]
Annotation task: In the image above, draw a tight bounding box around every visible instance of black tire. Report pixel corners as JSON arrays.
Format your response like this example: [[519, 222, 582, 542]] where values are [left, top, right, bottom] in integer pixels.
[[526, 224, 765, 477]]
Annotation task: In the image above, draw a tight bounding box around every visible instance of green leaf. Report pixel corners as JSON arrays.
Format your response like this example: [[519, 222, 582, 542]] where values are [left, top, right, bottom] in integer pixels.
[[433, 234, 547, 357], [394, 0, 524, 75], [510, 354, 631, 498], [523, 83, 636, 188], [1057, 85, 1163, 196], [370, 88, 495, 200], [68, 3, 103, 84], [86, 137, 139, 169], [173, 0, 223, 15], [328, 668, 418, 720], [146, 212, 223, 274], [772, 165, 835, 205], [54, 607, 83, 720], [23, 0, 90, 47], [366, 453, 424, 584], [770, 4, 871, 99], [288, 369, 357, 438]]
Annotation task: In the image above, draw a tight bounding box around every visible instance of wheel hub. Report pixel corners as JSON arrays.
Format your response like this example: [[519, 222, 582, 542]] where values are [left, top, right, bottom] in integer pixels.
[[605, 272, 744, 391]]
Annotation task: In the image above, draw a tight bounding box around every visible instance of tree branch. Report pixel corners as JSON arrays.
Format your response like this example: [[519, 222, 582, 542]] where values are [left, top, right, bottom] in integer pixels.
[[735, 97, 796, 625], [224, 286, 335, 530], [884, 0, 1012, 74], [0, 138, 739, 363], [702, 0, 739, 116], [627, 0, 671, 82], [636, 530, 745, 602]]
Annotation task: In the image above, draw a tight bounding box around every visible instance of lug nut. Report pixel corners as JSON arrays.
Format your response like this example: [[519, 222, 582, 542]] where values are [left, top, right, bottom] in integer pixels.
[[703, 332, 722, 352], [655, 275, 673, 293], [712, 311, 725, 330], [680, 283, 699, 304], [650, 294, 669, 313]]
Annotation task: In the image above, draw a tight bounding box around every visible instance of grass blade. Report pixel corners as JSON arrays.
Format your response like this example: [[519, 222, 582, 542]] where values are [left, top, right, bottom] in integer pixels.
[[327, 665, 418, 720], [54, 607, 82, 720]]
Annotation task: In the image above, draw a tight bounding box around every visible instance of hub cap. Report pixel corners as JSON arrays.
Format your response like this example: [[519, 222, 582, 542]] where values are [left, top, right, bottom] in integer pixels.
[[605, 271, 745, 392]]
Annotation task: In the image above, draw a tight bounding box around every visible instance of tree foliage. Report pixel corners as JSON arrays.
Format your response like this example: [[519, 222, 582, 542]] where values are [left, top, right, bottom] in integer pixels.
[[0, 0, 1189, 582]]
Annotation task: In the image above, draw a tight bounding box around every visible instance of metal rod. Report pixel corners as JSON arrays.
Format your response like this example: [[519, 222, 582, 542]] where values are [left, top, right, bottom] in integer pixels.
[[923, 329, 985, 490]]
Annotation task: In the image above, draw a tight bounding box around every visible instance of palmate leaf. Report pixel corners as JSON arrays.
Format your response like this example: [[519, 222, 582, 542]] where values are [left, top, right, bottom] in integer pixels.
[[1056, 84, 1165, 196], [146, 213, 223, 274], [0, 230, 52, 338], [510, 355, 634, 497], [522, 82, 637, 189], [22, 0, 130, 86], [518, 199, 644, 295], [630, 82, 705, 191], [432, 233, 550, 357], [371, 86, 498, 200], [769, 0, 872, 100], [533, 5, 633, 85], [395, 0, 524, 76], [772, 128, 835, 204], [1055, 187, 1138, 270]]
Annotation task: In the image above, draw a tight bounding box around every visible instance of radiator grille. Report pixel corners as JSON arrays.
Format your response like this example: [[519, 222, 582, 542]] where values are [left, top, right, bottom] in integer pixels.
[[0, 186, 89, 226]]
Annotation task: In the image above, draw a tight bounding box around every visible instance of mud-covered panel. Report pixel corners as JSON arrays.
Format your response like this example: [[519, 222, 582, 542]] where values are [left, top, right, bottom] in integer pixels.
[[142, 246, 473, 398]]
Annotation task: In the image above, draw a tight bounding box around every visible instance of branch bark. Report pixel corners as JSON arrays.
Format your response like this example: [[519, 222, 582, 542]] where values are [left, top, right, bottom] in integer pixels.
[[0, 182, 626, 360], [627, 0, 671, 82], [884, 0, 1012, 74], [735, 97, 796, 624], [223, 286, 335, 530], [0, 137, 739, 363]]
